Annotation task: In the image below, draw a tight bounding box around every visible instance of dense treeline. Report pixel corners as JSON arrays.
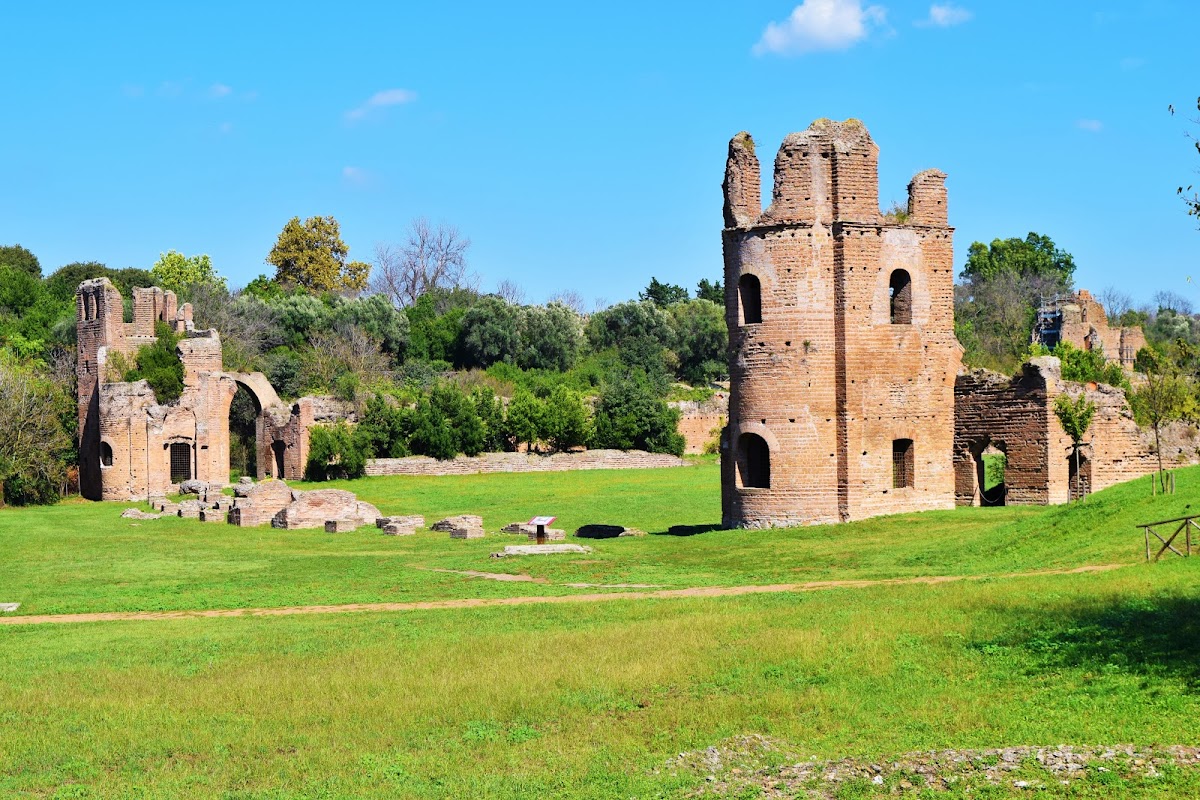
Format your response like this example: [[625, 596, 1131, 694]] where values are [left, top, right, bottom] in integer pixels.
[[0, 222, 726, 499]]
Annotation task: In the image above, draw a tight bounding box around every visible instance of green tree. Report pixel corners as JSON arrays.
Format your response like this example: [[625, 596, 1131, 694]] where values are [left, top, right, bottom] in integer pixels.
[[472, 387, 507, 452], [585, 300, 673, 387], [639, 277, 689, 307], [961, 232, 1076, 289], [304, 422, 367, 480], [505, 389, 543, 453], [695, 278, 723, 304], [517, 302, 582, 371], [0, 244, 41, 278], [124, 323, 185, 404], [266, 216, 370, 294], [1053, 392, 1096, 501], [409, 395, 458, 460], [1052, 341, 1128, 389], [592, 370, 685, 456], [332, 294, 409, 357], [541, 384, 591, 452], [0, 353, 74, 505], [669, 299, 728, 385], [459, 296, 521, 368], [44, 263, 153, 303], [1130, 344, 1197, 490], [150, 250, 226, 295]]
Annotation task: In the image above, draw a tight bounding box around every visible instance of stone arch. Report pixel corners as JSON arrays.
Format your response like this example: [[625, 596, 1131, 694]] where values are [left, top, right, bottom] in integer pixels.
[[889, 269, 912, 324], [738, 273, 762, 325], [736, 431, 771, 489]]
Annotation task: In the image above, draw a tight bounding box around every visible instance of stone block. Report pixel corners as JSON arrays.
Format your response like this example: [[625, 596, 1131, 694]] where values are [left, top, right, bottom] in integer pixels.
[[526, 528, 566, 541], [272, 489, 382, 531], [382, 522, 416, 536], [120, 508, 161, 520], [377, 515, 425, 530], [325, 519, 356, 533], [491, 544, 593, 558], [200, 510, 227, 523], [159, 503, 181, 515], [433, 515, 485, 539]]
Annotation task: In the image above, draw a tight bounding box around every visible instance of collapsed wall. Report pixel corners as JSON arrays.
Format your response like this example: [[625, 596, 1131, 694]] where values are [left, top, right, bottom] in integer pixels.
[[954, 356, 1159, 505], [76, 278, 330, 501]]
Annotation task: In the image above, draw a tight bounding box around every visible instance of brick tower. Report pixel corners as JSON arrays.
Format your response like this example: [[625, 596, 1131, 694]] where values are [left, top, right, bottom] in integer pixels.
[[720, 119, 961, 528]]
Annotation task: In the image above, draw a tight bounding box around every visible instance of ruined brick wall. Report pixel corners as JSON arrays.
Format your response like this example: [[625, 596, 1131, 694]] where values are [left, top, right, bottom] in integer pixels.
[[1057, 289, 1144, 368], [671, 393, 727, 455], [78, 279, 294, 501], [365, 450, 685, 477], [955, 357, 1161, 506], [721, 120, 960, 528]]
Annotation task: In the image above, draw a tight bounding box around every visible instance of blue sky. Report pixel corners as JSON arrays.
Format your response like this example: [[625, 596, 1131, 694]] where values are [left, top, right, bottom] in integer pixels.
[[2, 1, 1197, 308]]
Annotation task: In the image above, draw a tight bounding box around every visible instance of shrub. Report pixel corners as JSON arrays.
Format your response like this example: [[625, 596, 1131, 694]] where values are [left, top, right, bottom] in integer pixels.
[[304, 422, 367, 480], [592, 370, 685, 456], [125, 323, 184, 404]]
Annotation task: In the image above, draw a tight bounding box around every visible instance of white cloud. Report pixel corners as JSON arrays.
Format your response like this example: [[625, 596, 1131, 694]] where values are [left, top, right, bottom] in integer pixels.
[[345, 88, 418, 122], [917, 3, 971, 27], [753, 0, 887, 56], [342, 166, 371, 186], [1076, 119, 1104, 132], [209, 83, 233, 99]]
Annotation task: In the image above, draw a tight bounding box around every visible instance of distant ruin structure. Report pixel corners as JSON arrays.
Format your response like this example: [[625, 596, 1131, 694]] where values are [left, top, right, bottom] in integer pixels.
[[76, 278, 321, 501], [954, 357, 1158, 505], [720, 119, 961, 528], [1032, 289, 1146, 368]]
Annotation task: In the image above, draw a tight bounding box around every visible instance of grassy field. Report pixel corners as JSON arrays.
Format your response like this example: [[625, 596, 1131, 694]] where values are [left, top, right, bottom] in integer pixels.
[[2, 462, 1200, 797]]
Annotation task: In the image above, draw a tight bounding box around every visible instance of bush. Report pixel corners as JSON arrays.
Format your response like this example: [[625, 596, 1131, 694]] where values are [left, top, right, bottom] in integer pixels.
[[125, 323, 184, 404], [305, 422, 367, 480], [591, 370, 684, 456], [542, 385, 591, 452]]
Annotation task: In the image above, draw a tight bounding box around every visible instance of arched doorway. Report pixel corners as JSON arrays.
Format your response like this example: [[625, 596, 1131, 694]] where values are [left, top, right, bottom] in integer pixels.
[[736, 432, 770, 488], [229, 383, 261, 480], [272, 440, 287, 478]]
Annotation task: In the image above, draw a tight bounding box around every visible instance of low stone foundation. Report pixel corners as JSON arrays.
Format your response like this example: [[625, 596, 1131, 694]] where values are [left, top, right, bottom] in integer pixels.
[[364, 449, 685, 477]]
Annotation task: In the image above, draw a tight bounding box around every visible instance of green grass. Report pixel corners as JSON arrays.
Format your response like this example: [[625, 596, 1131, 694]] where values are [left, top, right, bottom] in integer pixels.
[[3, 464, 1200, 797]]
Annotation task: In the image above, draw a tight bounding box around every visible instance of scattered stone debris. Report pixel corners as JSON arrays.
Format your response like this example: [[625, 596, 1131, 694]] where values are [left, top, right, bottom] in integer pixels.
[[178, 479, 215, 495], [199, 510, 226, 523], [176, 499, 208, 519], [501, 522, 534, 533], [0, 603, 21, 613], [228, 480, 293, 526], [377, 515, 424, 536], [238, 476, 254, 485], [575, 524, 646, 539], [433, 515, 485, 539], [272, 489, 380, 531], [662, 738, 1200, 797], [120, 508, 161, 521], [491, 544, 593, 558]]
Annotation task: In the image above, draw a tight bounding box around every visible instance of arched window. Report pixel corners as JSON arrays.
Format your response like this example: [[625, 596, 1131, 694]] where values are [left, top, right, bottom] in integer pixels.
[[889, 269, 912, 325], [737, 432, 770, 489], [738, 274, 762, 325], [99, 442, 113, 468], [892, 438, 914, 488], [169, 442, 192, 483]]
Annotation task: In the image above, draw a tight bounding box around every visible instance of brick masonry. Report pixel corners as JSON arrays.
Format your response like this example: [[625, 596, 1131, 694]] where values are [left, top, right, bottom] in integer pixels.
[[720, 120, 961, 528], [954, 357, 1161, 505], [77, 279, 330, 501], [1056, 289, 1146, 368]]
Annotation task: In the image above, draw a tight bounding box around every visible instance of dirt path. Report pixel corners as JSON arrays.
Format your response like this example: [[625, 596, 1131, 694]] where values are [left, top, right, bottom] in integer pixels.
[[0, 564, 1126, 627]]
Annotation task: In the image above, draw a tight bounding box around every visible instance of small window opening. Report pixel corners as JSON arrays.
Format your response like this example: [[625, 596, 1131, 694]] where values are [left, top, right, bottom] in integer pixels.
[[169, 442, 192, 483], [889, 269, 912, 324], [892, 438, 914, 489], [738, 274, 762, 325], [99, 442, 113, 468], [737, 432, 770, 489]]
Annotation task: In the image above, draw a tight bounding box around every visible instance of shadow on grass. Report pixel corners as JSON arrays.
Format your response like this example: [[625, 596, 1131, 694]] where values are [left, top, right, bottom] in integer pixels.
[[651, 524, 724, 537], [982, 595, 1200, 690]]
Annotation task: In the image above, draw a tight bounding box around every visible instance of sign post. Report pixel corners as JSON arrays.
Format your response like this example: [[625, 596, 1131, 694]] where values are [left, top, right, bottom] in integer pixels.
[[528, 515, 556, 545]]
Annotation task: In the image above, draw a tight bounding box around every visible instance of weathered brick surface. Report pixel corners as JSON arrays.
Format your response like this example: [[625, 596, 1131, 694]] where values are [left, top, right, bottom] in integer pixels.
[[364, 450, 684, 477], [77, 279, 334, 501], [721, 120, 960, 528], [271, 489, 381, 531], [671, 394, 727, 455], [1054, 289, 1145, 368], [954, 357, 1160, 505]]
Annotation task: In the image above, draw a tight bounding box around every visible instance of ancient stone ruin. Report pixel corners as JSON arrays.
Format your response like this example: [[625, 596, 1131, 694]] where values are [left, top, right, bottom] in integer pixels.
[[76, 278, 341, 501], [1032, 289, 1146, 369], [720, 120, 960, 528], [720, 119, 1164, 529]]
